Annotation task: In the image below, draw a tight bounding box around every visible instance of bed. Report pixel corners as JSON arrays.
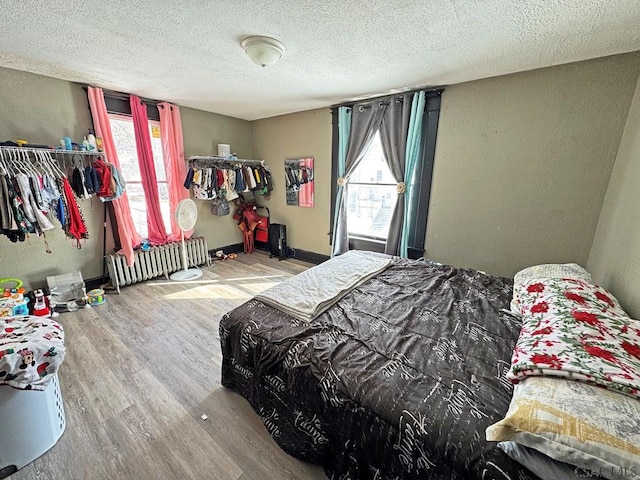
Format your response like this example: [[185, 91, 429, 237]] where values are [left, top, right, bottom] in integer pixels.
[[220, 253, 536, 479]]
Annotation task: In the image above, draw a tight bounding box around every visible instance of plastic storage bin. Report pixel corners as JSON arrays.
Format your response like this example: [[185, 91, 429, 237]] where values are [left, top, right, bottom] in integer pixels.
[[0, 374, 66, 478]]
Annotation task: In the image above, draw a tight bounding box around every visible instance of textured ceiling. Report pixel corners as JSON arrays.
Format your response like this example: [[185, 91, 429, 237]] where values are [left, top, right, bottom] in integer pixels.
[[0, 0, 639, 121]]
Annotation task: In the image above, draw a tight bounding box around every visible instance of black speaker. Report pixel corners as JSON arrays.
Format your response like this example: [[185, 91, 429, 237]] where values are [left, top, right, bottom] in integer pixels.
[[269, 223, 287, 260]]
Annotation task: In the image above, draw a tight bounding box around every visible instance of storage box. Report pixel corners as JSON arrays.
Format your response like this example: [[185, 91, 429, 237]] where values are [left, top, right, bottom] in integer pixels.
[[0, 374, 65, 476], [46, 271, 86, 311]]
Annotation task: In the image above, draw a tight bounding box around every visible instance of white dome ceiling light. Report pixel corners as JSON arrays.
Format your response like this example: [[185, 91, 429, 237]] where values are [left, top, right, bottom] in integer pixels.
[[241, 35, 286, 68]]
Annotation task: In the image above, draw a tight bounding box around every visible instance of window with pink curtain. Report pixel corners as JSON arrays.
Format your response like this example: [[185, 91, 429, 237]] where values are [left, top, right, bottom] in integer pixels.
[[87, 87, 142, 267], [158, 102, 191, 241], [109, 114, 172, 240], [95, 89, 190, 251], [129, 95, 168, 245]]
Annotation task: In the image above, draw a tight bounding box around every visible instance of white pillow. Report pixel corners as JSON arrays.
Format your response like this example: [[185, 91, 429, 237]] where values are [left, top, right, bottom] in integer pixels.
[[498, 441, 602, 480], [513, 263, 592, 286], [487, 377, 640, 480]]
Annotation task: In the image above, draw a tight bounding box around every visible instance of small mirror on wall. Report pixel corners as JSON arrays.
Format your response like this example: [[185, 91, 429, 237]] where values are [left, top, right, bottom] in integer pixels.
[[285, 157, 314, 207]]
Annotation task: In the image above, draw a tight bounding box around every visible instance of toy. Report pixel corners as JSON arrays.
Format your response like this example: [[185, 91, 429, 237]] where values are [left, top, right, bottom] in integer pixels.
[[0, 278, 25, 297], [87, 289, 106, 306], [0, 278, 28, 316], [32, 289, 51, 317]]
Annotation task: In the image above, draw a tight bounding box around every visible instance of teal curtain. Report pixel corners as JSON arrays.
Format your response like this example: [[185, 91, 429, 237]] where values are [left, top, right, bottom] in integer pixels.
[[331, 106, 351, 254], [400, 91, 426, 257]]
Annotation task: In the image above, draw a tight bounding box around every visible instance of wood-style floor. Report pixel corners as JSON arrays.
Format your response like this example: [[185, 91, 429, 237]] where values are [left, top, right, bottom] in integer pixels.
[[9, 252, 327, 480]]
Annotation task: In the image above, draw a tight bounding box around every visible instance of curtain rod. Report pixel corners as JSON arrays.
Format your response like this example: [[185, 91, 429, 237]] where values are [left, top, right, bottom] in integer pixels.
[[81, 86, 161, 106], [330, 87, 444, 110], [104, 90, 160, 106]]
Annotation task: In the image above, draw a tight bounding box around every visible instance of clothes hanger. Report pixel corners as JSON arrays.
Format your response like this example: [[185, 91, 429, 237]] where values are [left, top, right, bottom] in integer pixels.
[[47, 151, 66, 178], [35, 150, 55, 179], [8, 149, 26, 175], [21, 149, 40, 177], [0, 149, 9, 175]]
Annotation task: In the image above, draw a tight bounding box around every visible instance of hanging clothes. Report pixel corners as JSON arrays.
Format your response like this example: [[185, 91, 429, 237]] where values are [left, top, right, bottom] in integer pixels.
[[185, 158, 271, 202], [83, 165, 100, 194], [93, 159, 114, 198], [0, 147, 106, 250], [98, 162, 126, 202], [61, 177, 88, 246], [15, 173, 55, 231], [6, 176, 34, 235], [234, 167, 245, 192]]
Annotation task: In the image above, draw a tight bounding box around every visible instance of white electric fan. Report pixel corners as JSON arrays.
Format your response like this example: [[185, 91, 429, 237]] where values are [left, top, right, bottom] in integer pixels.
[[170, 199, 203, 281]]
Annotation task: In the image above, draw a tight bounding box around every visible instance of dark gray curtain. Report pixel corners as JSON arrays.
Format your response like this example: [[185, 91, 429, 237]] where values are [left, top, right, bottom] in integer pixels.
[[379, 93, 412, 256], [332, 101, 387, 256]]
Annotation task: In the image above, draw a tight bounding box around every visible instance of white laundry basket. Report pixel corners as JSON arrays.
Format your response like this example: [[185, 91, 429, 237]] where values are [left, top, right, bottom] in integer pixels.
[[0, 373, 66, 478]]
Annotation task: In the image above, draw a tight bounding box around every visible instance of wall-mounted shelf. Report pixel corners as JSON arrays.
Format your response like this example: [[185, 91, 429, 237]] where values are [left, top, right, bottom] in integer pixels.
[[0, 146, 106, 157]]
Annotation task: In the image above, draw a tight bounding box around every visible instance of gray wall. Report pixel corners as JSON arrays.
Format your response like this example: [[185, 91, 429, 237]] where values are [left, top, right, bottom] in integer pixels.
[[250, 53, 640, 280], [588, 74, 640, 318], [425, 52, 640, 277], [251, 109, 332, 255], [3, 52, 640, 297], [180, 106, 253, 249], [0, 67, 104, 288], [0, 66, 252, 290]]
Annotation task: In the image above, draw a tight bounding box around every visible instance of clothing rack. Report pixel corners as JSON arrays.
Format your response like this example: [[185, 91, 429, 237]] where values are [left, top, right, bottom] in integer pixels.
[[188, 155, 264, 169], [0, 146, 106, 178], [0, 146, 106, 157]]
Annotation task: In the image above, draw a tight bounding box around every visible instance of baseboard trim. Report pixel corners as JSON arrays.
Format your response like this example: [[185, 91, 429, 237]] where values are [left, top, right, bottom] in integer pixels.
[[85, 276, 108, 290], [290, 249, 330, 265], [210, 243, 328, 265], [209, 243, 245, 256]]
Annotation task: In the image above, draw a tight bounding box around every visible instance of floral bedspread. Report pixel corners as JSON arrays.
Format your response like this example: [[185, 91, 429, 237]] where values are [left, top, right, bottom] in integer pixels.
[[509, 277, 640, 397], [0, 315, 65, 390]]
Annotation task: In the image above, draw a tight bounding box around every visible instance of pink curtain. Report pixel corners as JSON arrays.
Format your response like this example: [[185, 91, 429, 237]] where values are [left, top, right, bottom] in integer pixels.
[[130, 95, 167, 245], [87, 87, 142, 267], [158, 102, 192, 241]]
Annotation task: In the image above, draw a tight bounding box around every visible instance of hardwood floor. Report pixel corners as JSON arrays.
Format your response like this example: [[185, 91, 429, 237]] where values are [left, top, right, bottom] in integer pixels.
[[9, 252, 326, 480]]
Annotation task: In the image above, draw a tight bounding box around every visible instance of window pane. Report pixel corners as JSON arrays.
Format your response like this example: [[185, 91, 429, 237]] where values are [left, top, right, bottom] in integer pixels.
[[108, 114, 170, 240], [126, 183, 148, 239], [157, 182, 171, 233], [149, 122, 166, 182], [110, 116, 141, 182], [347, 184, 397, 239], [347, 131, 397, 240], [349, 132, 396, 184]]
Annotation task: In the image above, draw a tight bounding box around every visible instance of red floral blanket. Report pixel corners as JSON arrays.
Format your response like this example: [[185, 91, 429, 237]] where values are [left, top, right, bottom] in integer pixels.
[[509, 277, 640, 397]]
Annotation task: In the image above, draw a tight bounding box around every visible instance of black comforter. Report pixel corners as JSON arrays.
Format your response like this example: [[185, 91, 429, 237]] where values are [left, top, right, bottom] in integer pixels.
[[220, 258, 536, 479]]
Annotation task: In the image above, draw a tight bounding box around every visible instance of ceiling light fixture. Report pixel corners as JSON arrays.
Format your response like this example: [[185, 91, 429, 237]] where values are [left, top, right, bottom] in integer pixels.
[[241, 35, 286, 68]]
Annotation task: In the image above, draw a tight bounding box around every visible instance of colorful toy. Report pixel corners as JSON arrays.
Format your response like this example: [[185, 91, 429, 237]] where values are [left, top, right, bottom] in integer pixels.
[[32, 289, 51, 317], [0, 278, 28, 316], [1, 278, 25, 297], [87, 289, 106, 306]]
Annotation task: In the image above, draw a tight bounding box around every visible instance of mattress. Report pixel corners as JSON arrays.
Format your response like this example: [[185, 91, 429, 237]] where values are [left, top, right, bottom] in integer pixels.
[[220, 257, 537, 479]]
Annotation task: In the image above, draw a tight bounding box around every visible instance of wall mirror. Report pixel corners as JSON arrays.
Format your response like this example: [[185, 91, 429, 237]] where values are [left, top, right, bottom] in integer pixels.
[[285, 157, 314, 207]]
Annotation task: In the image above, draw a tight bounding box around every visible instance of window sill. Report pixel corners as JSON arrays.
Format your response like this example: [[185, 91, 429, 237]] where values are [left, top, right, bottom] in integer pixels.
[[348, 236, 386, 253]]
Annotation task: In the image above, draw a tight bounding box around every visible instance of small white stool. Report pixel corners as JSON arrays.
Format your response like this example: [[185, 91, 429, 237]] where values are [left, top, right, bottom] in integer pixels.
[[0, 373, 66, 478]]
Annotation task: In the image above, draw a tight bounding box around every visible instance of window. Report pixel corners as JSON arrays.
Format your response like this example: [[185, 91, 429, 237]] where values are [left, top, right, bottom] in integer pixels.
[[330, 90, 442, 258], [347, 132, 396, 241], [109, 114, 170, 239]]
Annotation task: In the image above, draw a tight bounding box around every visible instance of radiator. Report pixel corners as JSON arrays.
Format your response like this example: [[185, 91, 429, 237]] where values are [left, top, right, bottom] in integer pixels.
[[106, 237, 210, 293]]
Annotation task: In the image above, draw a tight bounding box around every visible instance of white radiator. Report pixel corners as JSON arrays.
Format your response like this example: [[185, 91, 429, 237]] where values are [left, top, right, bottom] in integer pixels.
[[106, 237, 210, 293]]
